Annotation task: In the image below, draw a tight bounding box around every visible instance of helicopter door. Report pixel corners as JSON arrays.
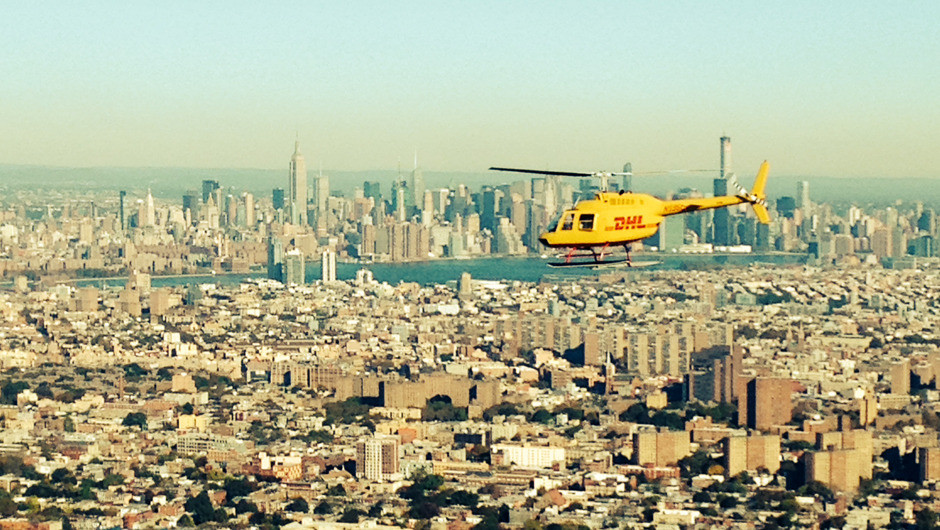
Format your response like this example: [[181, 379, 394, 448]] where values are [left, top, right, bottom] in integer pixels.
[[578, 213, 595, 231]]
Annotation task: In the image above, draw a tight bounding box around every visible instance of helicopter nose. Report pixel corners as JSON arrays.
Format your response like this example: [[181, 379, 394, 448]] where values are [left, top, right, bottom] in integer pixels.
[[538, 236, 549, 247]]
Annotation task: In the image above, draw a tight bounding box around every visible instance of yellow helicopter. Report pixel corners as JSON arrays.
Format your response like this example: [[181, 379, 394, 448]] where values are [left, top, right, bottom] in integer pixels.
[[490, 161, 770, 266]]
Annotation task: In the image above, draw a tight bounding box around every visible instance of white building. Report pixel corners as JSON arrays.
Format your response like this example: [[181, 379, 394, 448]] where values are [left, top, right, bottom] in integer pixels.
[[492, 444, 565, 469]]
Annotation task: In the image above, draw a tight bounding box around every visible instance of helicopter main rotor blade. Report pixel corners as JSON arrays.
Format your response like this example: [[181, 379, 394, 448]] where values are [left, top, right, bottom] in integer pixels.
[[489, 167, 595, 177], [626, 169, 718, 176], [492, 167, 718, 178]]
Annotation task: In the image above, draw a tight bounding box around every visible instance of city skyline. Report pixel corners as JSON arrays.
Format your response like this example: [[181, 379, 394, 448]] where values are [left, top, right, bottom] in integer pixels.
[[2, 2, 939, 178]]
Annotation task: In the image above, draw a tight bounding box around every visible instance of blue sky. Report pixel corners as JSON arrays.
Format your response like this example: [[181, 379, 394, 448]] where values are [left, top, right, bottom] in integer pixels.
[[1, 1, 938, 177]]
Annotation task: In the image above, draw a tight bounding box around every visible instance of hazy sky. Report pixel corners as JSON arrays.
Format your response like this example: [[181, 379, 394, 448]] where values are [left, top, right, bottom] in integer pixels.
[[1, 1, 938, 177]]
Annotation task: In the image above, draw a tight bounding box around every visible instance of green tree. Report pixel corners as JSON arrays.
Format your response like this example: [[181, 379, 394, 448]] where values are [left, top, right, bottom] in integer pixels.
[[448, 489, 479, 507], [326, 484, 346, 496], [423, 399, 468, 422], [184, 491, 217, 525], [1, 381, 29, 404], [916, 508, 938, 530], [222, 477, 254, 501], [286, 497, 309, 513], [338, 508, 363, 523], [35, 383, 54, 400], [122, 412, 148, 429], [301, 429, 333, 444], [323, 397, 373, 425], [409, 501, 440, 519], [100, 474, 125, 487], [0, 494, 16, 516], [123, 363, 147, 380], [234, 499, 258, 514], [798, 480, 835, 502], [51, 468, 77, 485], [530, 408, 553, 424]]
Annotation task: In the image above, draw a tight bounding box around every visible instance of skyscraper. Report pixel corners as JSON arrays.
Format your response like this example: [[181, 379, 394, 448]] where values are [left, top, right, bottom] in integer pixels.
[[267, 237, 283, 281], [796, 181, 811, 211], [481, 187, 499, 233], [719, 136, 732, 179], [621, 163, 633, 193], [182, 189, 200, 223], [363, 181, 382, 202], [119, 190, 127, 232], [409, 156, 425, 213], [713, 137, 732, 246], [283, 249, 305, 285], [272, 188, 285, 211], [288, 141, 307, 225], [201, 179, 219, 203], [656, 214, 685, 251], [313, 175, 329, 221], [243, 192, 254, 226], [139, 189, 156, 227], [321, 248, 336, 283]]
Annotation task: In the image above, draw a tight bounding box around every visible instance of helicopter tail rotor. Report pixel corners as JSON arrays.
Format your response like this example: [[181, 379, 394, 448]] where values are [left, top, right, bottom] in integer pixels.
[[730, 161, 771, 224]]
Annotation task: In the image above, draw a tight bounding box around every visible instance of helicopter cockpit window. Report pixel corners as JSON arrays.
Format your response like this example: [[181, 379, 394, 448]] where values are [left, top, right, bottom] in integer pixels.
[[578, 213, 595, 231], [560, 213, 574, 231]]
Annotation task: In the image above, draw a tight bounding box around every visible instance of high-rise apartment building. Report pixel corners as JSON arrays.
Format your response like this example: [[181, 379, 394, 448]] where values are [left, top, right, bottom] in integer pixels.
[[740, 377, 793, 431], [356, 436, 400, 481], [890, 359, 911, 395], [724, 435, 781, 477], [321, 249, 336, 283], [633, 431, 691, 467]]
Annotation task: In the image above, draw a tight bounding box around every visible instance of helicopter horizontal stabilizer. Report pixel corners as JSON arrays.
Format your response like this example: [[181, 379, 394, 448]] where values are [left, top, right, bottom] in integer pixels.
[[734, 161, 771, 224], [753, 203, 770, 224], [749, 161, 770, 224]]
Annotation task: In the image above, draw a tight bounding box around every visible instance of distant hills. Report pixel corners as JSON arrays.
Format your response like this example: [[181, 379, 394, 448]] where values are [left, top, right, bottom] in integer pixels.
[[0, 164, 935, 206]]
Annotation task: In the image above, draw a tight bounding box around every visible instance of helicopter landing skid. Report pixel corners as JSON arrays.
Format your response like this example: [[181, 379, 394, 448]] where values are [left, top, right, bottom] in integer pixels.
[[547, 258, 630, 268], [548, 244, 632, 268]]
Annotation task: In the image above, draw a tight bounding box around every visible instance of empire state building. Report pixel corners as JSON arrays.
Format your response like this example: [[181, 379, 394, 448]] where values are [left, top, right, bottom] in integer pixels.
[[289, 141, 307, 225]]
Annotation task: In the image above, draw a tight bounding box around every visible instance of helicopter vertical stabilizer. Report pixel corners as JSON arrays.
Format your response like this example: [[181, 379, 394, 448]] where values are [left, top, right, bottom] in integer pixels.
[[730, 161, 771, 224], [750, 161, 770, 224]]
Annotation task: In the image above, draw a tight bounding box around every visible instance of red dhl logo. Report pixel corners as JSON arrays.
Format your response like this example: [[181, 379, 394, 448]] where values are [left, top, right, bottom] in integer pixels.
[[613, 216, 642, 230]]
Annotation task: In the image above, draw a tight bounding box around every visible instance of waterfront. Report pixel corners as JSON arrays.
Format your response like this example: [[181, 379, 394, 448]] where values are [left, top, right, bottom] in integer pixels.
[[72, 252, 808, 289]]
